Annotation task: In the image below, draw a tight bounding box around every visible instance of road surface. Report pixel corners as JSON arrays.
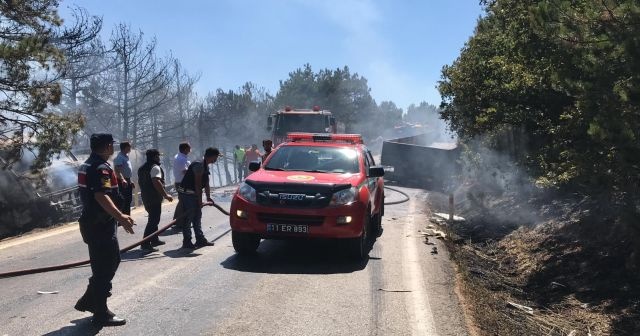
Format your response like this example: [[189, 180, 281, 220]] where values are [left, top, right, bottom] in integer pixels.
[[0, 186, 468, 336]]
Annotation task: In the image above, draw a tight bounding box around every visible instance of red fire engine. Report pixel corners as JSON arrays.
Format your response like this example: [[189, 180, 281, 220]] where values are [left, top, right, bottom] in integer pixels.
[[267, 106, 337, 145]]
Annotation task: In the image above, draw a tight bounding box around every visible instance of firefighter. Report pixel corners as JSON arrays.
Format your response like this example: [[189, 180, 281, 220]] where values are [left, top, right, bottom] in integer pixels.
[[74, 133, 135, 326], [138, 149, 173, 251], [179, 147, 219, 249]]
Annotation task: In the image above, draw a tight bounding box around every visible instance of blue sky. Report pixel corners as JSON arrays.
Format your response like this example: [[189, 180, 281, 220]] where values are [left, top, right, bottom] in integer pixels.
[[59, 0, 483, 110]]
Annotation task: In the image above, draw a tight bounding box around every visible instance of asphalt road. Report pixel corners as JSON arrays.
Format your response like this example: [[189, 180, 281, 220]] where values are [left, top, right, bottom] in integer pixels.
[[0, 186, 469, 336]]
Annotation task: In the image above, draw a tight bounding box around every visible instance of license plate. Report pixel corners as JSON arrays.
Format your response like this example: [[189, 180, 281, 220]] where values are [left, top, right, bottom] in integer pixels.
[[266, 223, 309, 234], [278, 193, 306, 201]]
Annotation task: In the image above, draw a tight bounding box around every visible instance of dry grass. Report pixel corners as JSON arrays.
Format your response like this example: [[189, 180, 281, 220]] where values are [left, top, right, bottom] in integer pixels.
[[428, 190, 640, 336]]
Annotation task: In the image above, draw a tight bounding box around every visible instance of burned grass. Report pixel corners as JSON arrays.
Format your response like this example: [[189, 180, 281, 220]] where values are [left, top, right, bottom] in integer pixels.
[[429, 190, 640, 336]]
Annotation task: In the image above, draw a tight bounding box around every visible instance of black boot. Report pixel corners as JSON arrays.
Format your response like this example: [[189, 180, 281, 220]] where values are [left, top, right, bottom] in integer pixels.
[[74, 285, 96, 313], [92, 296, 126, 326], [182, 240, 196, 249], [195, 239, 214, 248]]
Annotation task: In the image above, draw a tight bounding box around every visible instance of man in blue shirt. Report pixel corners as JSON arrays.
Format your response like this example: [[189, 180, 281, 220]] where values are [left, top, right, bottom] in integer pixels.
[[113, 141, 133, 215]]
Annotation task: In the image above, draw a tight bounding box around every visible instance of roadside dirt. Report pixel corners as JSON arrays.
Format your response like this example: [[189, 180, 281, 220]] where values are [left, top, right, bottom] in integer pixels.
[[426, 189, 640, 336]]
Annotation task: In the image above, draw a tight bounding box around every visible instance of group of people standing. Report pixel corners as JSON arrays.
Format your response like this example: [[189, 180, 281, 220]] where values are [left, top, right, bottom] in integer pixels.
[[233, 139, 273, 181], [75, 133, 221, 326]]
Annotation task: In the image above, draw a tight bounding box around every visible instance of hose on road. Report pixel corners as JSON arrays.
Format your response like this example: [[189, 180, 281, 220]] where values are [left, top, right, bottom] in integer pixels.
[[1, 188, 405, 279], [383, 186, 410, 205], [0, 203, 230, 279]]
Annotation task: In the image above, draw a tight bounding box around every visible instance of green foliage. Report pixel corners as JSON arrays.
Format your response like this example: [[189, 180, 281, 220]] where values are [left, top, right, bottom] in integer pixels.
[[439, 0, 640, 200], [275, 64, 399, 139], [0, 0, 84, 169], [405, 102, 439, 125]]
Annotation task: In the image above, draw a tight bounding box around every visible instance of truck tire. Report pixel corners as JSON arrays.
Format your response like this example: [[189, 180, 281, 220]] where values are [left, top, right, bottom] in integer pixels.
[[347, 212, 370, 260], [232, 231, 260, 255], [373, 203, 384, 237]]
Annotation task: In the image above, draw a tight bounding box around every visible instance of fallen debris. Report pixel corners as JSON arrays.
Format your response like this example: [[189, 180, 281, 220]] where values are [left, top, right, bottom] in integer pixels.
[[507, 301, 534, 315], [419, 229, 447, 239], [431, 247, 438, 255], [423, 236, 435, 245], [434, 212, 466, 222]]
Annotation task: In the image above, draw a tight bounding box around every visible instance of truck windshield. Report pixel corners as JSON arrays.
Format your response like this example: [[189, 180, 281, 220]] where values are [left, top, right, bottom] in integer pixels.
[[274, 114, 329, 136], [264, 146, 359, 173]]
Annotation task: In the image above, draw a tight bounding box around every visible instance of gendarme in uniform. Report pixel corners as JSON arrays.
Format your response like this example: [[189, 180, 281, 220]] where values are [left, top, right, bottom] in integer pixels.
[[75, 133, 131, 326]]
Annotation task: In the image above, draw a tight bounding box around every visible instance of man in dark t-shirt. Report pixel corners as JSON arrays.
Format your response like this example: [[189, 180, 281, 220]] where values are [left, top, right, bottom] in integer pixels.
[[179, 147, 220, 249]]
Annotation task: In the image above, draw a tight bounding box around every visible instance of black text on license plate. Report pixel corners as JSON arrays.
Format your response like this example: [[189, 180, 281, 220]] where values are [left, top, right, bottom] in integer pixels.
[[279, 193, 306, 201], [266, 223, 308, 234]]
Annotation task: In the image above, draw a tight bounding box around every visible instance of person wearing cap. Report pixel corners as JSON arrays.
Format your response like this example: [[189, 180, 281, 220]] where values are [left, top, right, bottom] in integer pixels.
[[137, 149, 173, 251], [178, 147, 220, 249], [262, 139, 273, 163], [75, 133, 135, 326], [113, 141, 134, 215]]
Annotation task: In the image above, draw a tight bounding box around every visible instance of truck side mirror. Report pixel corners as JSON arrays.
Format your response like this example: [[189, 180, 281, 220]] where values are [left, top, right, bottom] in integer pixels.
[[267, 116, 273, 131], [329, 117, 336, 126], [249, 161, 261, 172], [368, 166, 385, 178]]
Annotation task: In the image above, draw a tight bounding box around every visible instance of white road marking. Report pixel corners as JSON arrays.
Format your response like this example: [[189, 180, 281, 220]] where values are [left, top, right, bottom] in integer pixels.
[[0, 202, 165, 250], [403, 199, 438, 335], [0, 223, 79, 251]]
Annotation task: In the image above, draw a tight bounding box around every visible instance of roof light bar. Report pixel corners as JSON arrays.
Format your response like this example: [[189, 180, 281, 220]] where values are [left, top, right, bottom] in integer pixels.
[[286, 133, 363, 144]]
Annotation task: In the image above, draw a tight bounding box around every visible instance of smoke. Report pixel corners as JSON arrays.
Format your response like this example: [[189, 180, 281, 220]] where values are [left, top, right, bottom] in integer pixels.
[[456, 137, 540, 227]]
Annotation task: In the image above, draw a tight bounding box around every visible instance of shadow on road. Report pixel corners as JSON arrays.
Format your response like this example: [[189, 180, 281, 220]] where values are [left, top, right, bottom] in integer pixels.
[[159, 226, 182, 237], [120, 252, 166, 263], [42, 317, 101, 336], [221, 239, 372, 275], [163, 248, 202, 258]]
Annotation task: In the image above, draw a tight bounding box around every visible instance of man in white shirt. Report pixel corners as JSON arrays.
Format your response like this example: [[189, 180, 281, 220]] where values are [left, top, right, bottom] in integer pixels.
[[173, 142, 191, 187], [172, 142, 191, 229]]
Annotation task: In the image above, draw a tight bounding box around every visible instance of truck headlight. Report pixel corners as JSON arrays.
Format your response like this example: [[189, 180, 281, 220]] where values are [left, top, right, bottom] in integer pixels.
[[331, 187, 357, 205], [238, 182, 256, 202]]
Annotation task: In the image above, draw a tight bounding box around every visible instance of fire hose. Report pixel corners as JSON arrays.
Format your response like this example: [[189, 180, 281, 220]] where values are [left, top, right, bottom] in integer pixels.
[[0, 203, 231, 279], [383, 186, 410, 205], [1, 188, 408, 279]]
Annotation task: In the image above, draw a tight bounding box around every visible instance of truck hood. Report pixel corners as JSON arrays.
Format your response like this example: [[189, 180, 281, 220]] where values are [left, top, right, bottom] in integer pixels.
[[247, 170, 362, 187]]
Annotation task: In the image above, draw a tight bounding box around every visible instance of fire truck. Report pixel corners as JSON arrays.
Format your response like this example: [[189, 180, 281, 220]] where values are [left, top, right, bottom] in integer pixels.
[[267, 106, 337, 145], [230, 132, 385, 260]]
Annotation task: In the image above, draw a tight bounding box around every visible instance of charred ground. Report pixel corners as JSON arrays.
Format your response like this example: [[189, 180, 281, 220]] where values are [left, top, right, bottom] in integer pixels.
[[428, 187, 640, 336]]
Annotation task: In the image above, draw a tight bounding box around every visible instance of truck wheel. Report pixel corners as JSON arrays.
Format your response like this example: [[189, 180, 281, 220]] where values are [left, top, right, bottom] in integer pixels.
[[373, 203, 384, 238], [232, 231, 260, 255], [347, 213, 370, 260]]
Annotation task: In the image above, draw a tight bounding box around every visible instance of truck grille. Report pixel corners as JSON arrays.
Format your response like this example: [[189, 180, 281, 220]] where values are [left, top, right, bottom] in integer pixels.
[[245, 180, 351, 209]]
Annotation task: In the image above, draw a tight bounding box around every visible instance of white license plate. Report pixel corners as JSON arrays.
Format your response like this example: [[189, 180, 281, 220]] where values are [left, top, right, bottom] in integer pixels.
[[266, 223, 309, 234]]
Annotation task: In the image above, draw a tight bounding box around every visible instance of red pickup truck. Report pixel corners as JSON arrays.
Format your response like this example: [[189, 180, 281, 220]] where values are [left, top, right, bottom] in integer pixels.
[[230, 133, 385, 260]]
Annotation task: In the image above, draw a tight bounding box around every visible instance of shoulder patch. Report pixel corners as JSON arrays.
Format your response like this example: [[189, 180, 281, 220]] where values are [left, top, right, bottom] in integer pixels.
[[101, 175, 112, 189]]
